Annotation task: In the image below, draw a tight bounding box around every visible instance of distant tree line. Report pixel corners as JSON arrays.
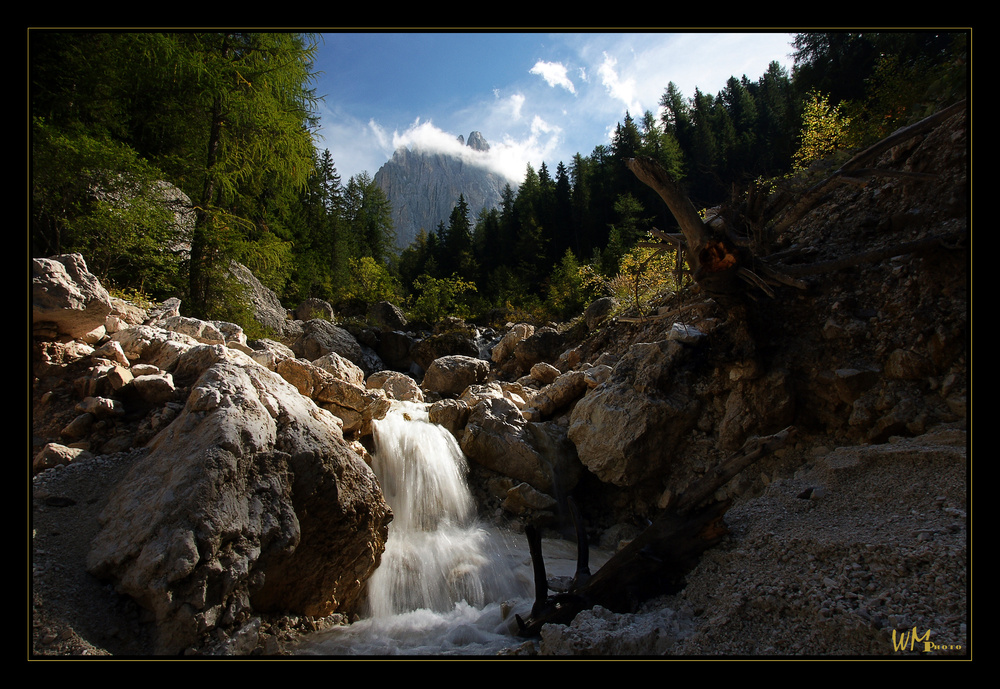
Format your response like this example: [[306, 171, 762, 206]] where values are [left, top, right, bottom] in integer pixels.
[[29, 30, 967, 331], [393, 31, 966, 323]]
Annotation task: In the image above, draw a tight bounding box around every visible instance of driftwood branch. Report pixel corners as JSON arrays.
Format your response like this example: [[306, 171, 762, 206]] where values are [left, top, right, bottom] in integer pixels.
[[515, 426, 796, 637], [625, 157, 747, 298], [626, 101, 967, 301], [625, 158, 712, 258], [771, 100, 966, 235], [774, 229, 968, 278]]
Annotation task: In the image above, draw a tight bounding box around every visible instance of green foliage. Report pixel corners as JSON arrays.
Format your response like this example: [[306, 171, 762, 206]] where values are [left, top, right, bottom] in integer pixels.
[[342, 256, 403, 305], [285, 148, 348, 303], [605, 236, 684, 316], [544, 249, 599, 321], [31, 118, 183, 296], [792, 91, 854, 171], [407, 273, 478, 325], [342, 172, 396, 265], [842, 35, 967, 146], [107, 286, 156, 310], [30, 30, 323, 321], [237, 225, 296, 296]]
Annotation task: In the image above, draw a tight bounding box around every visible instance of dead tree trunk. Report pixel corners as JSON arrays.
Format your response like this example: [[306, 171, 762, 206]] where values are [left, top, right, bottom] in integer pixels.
[[515, 427, 795, 637], [625, 100, 968, 303], [626, 156, 744, 299]]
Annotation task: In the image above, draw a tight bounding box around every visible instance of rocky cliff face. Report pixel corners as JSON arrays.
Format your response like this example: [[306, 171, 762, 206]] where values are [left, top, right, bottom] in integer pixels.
[[374, 131, 511, 250]]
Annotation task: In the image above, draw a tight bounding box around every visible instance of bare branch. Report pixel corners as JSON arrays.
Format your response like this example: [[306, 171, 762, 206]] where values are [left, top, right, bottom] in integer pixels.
[[772, 100, 967, 235], [515, 427, 796, 636]]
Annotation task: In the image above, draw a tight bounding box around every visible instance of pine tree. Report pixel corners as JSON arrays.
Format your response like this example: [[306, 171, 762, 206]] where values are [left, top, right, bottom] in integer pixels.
[[659, 82, 694, 157], [444, 194, 475, 280], [342, 171, 395, 266], [288, 148, 347, 301], [553, 161, 574, 258]]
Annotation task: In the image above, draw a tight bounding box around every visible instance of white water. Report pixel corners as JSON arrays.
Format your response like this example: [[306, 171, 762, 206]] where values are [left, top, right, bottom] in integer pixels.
[[295, 401, 540, 656]]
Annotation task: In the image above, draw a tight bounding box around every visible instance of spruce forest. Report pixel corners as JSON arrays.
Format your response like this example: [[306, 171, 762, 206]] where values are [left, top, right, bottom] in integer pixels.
[[29, 31, 968, 335]]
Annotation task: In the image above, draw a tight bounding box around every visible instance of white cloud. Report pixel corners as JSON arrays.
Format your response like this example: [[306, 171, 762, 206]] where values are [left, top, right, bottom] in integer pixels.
[[530, 114, 559, 137], [392, 119, 467, 155], [502, 92, 526, 121], [368, 119, 391, 151], [597, 51, 642, 116], [529, 60, 577, 94]]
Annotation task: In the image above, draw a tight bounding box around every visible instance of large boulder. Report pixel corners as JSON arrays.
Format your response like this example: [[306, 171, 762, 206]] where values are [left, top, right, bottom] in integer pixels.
[[460, 397, 582, 496], [376, 330, 417, 372], [110, 324, 200, 372], [367, 301, 408, 331], [294, 298, 335, 322], [427, 398, 471, 440], [568, 339, 701, 488], [491, 323, 534, 364], [226, 261, 289, 338], [313, 350, 366, 386], [291, 319, 365, 368], [514, 327, 565, 373], [246, 339, 297, 371], [159, 315, 226, 345], [275, 357, 390, 436], [525, 369, 589, 420], [422, 355, 490, 396], [410, 331, 480, 372], [367, 370, 424, 403], [86, 346, 391, 655], [584, 296, 617, 330], [105, 296, 148, 335], [32, 254, 113, 341]]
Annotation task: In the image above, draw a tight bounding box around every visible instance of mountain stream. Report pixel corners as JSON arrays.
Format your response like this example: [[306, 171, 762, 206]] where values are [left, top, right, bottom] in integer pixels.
[[293, 401, 600, 656]]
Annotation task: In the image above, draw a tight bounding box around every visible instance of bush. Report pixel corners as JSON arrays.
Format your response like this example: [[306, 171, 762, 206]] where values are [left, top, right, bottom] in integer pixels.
[[407, 273, 477, 325], [792, 91, 855, 171], [607, 236, 683, 316], [340, 256, 403, 306], [545, 249, 605, 321]]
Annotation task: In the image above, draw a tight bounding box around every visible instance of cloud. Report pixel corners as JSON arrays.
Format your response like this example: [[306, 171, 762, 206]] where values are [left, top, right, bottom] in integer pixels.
[[529, 60, 577, 94], [379, 113, 562, 186], [392, 119, 467, 155], [368, 119, 391, 151], [491, 91, 526, 121], [597, 51, 641, 115]]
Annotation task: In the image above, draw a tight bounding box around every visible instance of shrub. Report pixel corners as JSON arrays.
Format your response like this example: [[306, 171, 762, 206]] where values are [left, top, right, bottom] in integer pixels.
[[792, 91, 855, 171], [407, 273, 477, 325]]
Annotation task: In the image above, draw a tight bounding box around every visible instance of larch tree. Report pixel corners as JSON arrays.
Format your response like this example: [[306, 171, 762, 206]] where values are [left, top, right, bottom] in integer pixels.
[[166, 32, 321, 318]]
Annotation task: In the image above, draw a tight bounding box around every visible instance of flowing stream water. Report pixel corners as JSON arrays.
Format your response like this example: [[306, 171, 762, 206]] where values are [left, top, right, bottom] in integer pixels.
[[293, 401, 563, 656]]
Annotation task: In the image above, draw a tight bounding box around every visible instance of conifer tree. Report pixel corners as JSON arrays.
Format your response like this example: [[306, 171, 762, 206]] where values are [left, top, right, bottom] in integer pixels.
[[444, 194, 475, 280], [342, 171, 395, 266], [167, 32, 321, 317]]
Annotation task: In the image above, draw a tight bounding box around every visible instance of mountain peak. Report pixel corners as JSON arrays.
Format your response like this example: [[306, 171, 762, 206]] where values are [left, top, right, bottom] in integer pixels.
[[375, 130, 507, 250], [466, 131, 489, 152]]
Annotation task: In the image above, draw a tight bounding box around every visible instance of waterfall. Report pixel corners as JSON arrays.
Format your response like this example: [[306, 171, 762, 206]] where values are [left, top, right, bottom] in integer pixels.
[[365, 401, 517, 618], [295, 400, 537, 655]]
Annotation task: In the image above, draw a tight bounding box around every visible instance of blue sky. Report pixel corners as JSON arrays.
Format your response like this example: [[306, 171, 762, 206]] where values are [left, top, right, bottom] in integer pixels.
[[310, 31, 798, 186]]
